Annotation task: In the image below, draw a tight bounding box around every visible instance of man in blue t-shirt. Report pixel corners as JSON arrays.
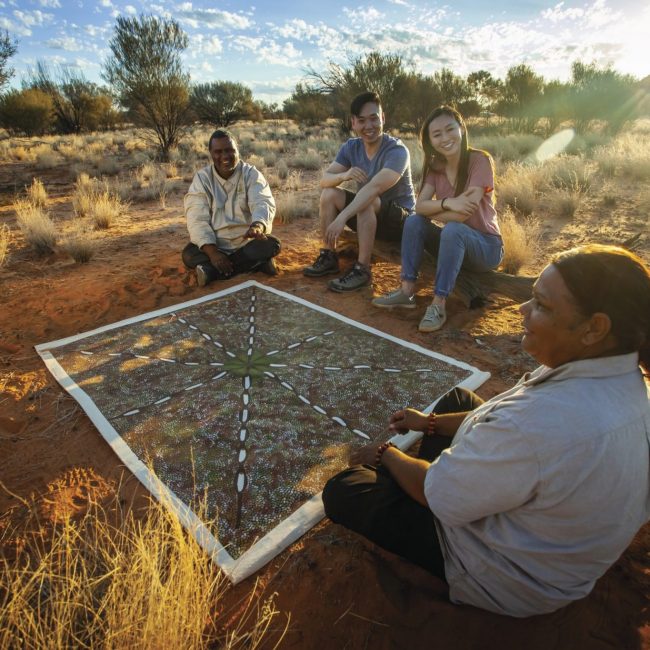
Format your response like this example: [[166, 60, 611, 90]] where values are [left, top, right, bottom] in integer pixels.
[[303, 92, 416, 292]]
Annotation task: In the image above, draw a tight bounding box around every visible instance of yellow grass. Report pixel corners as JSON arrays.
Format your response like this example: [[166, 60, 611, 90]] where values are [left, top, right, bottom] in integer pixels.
[[499, 207, 540, 274], [91, 190, 127, 229], [0, 489, 287, 648], [14, 199, 57, 255], [26, 177, 48, 209], [276, 192, 310, 224], [60, 221, 95, 263], [0, 223, 11, 267]]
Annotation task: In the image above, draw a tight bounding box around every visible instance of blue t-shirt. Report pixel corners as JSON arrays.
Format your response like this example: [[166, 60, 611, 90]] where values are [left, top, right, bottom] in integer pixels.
[[335, 134, 415, 211]]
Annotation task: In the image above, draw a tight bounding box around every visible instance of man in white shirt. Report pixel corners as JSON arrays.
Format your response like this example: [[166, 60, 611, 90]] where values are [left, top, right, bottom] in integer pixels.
[[182, 129, 280, 287]]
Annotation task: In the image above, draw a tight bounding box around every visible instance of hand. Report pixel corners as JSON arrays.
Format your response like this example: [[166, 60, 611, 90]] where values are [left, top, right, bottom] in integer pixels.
[[208, 250, 234, 276], [349, 442, 385, 467], [245, 223, 267, 240], [324, 216, 347, 248], [342, 167, 368, 184], [446, 191, 480, 217], [388, 408, 428, 434]]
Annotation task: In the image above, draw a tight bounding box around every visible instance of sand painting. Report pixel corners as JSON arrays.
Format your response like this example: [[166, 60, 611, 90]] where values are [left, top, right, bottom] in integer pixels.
[[36, 280, 489, 582]]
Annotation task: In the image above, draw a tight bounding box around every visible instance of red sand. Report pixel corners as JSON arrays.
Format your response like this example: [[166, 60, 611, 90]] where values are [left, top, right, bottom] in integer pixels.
[[1, 193, 649, 648]]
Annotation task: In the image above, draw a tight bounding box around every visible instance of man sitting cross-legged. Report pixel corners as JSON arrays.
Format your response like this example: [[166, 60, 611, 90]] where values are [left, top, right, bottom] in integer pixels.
[[303, 92, 415, 292], [182, 129, 280, 287]]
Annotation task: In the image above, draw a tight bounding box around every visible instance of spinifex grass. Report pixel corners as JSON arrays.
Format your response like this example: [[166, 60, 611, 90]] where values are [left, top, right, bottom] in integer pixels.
[[0, 487, 288, 649]]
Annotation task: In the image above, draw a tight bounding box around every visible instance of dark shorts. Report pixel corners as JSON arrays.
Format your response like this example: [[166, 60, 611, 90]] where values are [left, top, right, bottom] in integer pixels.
[[343, 189, 410, 242]]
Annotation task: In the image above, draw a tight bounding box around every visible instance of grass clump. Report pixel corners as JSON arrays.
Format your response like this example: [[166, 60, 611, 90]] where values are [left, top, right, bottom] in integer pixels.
[[276, 193, 308, 224], [61, 221, 94, 263], [290, 148, 321, 170], [0, 223, 11, 267], [91, 190, 127, 229], [0, 491, 287, 648], [499, 207, 540, 274], [26, 177, 48, 209], [14, 199, 57, 255]]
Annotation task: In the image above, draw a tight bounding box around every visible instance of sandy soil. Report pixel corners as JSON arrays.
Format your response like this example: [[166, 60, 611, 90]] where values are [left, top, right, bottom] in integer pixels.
[[1, 160, 649, 649]]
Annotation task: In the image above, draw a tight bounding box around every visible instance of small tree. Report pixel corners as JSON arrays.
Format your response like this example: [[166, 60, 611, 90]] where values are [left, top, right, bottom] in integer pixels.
[[0, 88, 53, 135], [306, 51, 412, 130], [27, 62, 115, 134], [190, 81, 256, 127], [497, 64, 545, 132], [0, 30, 17, 91], [283, 83, 330, 126], [103, 15, 190, 160]]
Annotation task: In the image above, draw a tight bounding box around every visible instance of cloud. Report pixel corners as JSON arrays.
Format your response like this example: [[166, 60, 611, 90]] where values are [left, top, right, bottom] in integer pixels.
[[46, 36, 83, 50], [124, 5, 137, 15], [0, 16, 31, 36], [39, 0, 61, 7], [233, 36, 302, 66], [13, 9, 52, 27], [190, 33, 223, 56], [175, 3, 251, 29]]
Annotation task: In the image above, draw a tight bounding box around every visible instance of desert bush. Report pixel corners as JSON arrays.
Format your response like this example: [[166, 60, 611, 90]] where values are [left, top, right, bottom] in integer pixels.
[[90, 190, 127, 229], [263, 152, 277, 167], [0, 223, 11, 266], [96, 156, 121, 176], [284, 170, 304, 192], [498, 164, 541, 216], [73, 173, 100, 217], [248, 154, 265, 169], [545, 156, 592, 192], [0, 88, 54, 135], [499, 207, 540, 274], [11, 146, 36, 162], [0, 492, 285, 648], [61, 221, 94, 263], [276, 193, 307, 223], [620, 155, 650, 182], [26, 177, 48, 209], [474, 133, 543, 162], [290, 148, 321, 170], [14, 199, 57, 254], [550, 187, 583, 219], [276, 159, 289, 180]]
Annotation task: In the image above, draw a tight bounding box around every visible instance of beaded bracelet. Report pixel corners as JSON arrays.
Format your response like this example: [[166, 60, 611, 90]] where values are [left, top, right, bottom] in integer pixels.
[[426, 412, 437, 436], [375, 441, 395, 466]]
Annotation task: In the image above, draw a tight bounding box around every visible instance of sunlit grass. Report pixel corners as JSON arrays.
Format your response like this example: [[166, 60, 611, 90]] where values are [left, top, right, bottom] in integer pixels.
[[14, 199, 57, 255], [499, 207, 540, 274], [0, 488, 288, 649], [0, 223, 11, 267]]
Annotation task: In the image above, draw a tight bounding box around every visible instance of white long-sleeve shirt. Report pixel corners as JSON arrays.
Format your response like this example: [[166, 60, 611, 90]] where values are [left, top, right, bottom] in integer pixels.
[[184, 161, 275, 252]]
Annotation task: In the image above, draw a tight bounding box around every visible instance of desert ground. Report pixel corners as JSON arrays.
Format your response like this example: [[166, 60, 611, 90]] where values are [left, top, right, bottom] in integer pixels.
[[1, 120, 649, 648]]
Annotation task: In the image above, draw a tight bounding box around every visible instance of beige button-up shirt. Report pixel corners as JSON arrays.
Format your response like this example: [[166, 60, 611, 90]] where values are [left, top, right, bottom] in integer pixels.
[[184, 161, 275, 252]]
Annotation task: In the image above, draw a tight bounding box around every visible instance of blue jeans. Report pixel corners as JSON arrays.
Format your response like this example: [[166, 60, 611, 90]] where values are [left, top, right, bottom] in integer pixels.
[[401, 215, 504, 298]]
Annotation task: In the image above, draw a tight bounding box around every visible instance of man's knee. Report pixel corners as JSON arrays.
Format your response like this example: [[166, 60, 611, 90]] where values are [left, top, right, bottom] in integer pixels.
[[242, 236, 281, 261], [322, 468, 361, 524], [320, 187, 345, 211]]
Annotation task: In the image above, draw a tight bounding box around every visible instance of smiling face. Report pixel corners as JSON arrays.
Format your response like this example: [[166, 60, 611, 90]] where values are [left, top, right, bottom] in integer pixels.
[[210, 135, 240, 179], [350, 102, 384, 146], [519, 264, 593, 368], [428, 113, 463, 160]]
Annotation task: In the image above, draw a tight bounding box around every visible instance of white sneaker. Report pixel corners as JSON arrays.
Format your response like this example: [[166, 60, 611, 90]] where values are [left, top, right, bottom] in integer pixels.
[[372, 288, 416, 309], [419, 304, 446, 332]]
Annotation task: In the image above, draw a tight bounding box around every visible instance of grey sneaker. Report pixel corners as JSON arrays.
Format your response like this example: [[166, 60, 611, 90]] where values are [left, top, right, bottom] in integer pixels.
[[328, 262, 372, 292], [372, 288, 416, 309], [419, 304, 446, 332], [303, 249, 339, 277]]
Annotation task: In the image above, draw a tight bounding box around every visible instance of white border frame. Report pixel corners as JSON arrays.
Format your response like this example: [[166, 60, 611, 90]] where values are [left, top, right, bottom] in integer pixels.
[[36, 280, 489, 584]]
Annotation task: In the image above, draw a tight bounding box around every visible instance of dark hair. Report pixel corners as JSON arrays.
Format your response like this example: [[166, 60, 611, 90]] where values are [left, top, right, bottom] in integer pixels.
[[208, 129, 237, 150], [418, 105, 493, 196], [350, 92, 382, 117], [552, 244, 650, 374]]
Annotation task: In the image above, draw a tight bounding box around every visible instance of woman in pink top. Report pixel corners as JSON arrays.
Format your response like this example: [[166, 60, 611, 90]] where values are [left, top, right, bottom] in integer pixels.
[[373, 106, 503, 332]]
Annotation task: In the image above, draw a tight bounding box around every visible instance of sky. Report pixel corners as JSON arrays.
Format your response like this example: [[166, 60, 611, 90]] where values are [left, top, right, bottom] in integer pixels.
[[1, 0, 649, 104]]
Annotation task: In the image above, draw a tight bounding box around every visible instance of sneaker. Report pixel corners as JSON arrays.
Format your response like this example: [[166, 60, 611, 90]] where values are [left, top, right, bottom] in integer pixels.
[[256, 258, 278, 276], [303, 249, 339, 277], [419, 304, 446, 332], [195, 264, 210, 287], [372, 288, 416, 309], [328, 262, 372, 292]]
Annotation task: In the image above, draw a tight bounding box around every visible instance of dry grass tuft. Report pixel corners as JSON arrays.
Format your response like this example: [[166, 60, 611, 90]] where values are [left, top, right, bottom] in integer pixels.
[[0, 490, 287, 649], [0, 223, 11, 267], [91, 190, 127, 229], [14, 199, 57, 255], [26, 177, 48, 209], [499, 207, 540, 274], [61, 221, 95, 263], [290, 148, 321, 171], [498, 164, 541, 216], [275, 193, 308, 224], [276, 160, 289, 180], [550, 187, 583, 219], [284, 170, 304, 192]]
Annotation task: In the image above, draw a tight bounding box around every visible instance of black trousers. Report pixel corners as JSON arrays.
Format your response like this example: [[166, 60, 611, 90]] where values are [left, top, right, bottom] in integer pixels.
[[181, 237, 281, 279], [322, 387, 484, 580]]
